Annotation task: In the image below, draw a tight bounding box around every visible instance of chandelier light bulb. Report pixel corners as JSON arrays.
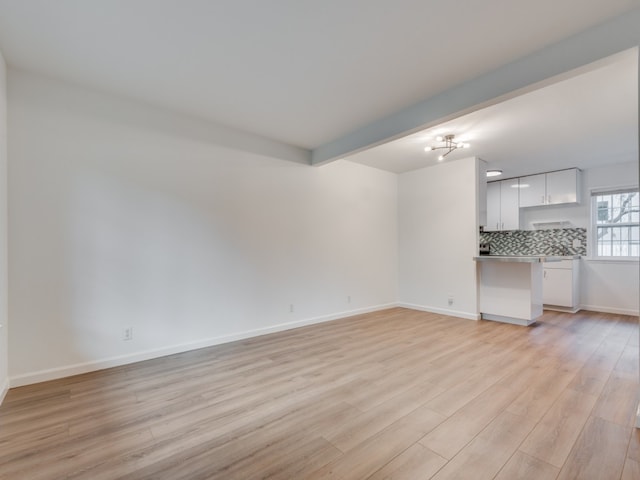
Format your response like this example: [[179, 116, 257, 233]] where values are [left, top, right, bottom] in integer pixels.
[[438, 154, 445, 161], [436, 136, 443, 142], [424, 146, 433, 151]]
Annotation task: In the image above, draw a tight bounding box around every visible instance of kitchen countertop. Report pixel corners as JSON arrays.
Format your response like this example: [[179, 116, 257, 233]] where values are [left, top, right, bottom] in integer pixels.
[[473, 255, 580, 263]]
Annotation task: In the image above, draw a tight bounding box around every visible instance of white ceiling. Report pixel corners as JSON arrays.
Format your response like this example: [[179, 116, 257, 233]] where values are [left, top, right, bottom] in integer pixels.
[[0, 0, 638, 151], [345, 50, 639, 177]]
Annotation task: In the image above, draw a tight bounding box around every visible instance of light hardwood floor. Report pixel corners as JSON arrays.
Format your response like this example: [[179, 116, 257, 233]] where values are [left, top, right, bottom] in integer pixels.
[[0, 307, 638, 479]]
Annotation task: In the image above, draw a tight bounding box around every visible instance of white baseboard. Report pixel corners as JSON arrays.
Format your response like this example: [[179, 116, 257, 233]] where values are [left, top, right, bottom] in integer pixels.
[[0, 377, 8, 406], [9, 303, 398, 388], [398, 302, 480, 321], [579, 304, 639, 317]]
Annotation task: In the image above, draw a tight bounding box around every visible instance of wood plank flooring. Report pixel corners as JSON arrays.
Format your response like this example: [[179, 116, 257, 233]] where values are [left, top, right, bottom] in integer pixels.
[[0, 307, 638, 479]]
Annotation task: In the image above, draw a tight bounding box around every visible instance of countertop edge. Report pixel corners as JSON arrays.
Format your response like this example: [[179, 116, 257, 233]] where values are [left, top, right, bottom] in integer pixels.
[[473, 255, 580, 263]]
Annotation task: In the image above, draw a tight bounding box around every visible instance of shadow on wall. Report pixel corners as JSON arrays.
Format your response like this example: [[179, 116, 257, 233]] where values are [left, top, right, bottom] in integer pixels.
[[67, 169, 258, 362]]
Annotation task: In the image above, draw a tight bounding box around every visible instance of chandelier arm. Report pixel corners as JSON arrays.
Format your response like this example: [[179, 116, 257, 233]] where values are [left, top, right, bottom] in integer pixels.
[[429, 144, 460, 151], [426, 134, 468, 158]]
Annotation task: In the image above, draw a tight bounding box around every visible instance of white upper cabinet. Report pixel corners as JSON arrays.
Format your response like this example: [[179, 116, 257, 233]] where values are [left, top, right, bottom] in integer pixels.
[[519, 169, 580, 208], [484, 168, 579, 231], [547, 169, 579, 205], [500, 178, 520, 230], [486, 182, 501, 232], [518, 173, 546, 207], [486, 178, 520, 231]]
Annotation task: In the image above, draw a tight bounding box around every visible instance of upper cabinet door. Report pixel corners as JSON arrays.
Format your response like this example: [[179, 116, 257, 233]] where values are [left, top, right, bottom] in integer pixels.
[[518, 174, 546, 207], [500, 178, 520, 230], [486, 182, 501, 231], [546, 169, 579, 205]]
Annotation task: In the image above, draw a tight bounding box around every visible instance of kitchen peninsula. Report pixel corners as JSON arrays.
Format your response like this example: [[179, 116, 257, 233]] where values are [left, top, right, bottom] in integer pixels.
[[474, 255, 567, 326]]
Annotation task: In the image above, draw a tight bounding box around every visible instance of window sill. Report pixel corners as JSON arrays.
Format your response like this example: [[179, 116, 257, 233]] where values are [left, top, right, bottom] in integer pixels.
[[584, 257, 639, 264]]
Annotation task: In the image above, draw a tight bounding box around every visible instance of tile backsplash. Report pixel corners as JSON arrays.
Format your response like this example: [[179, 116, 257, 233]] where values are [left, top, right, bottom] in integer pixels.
[[480, 228, 587, 256]]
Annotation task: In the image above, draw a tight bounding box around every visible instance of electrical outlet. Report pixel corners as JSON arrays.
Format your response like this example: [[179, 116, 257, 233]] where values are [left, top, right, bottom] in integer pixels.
[[448, 296, 454, 306], [122, 327, 133, 341], [572, 239, 582, 249], [289, 304, 294, 313], [347, 296, 351, 304]]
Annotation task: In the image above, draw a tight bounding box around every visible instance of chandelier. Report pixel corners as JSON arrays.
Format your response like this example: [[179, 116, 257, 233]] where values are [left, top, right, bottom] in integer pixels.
[[424, 134, 470, 161]]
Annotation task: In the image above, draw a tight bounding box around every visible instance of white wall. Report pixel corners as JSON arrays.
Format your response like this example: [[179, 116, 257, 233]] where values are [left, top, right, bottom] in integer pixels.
[[7, 70, 398, 385], [398, 157, 481, 319], [0, 50, 8, 401], [521, 162, 639, 315]]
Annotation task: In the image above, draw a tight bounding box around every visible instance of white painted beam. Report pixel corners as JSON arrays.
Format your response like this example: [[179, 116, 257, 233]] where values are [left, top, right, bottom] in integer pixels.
[[311, 9, 640, 165]]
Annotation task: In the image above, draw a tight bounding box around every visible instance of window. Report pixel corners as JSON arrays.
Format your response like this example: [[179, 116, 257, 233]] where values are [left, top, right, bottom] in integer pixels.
[[591, 188, 639, 258]]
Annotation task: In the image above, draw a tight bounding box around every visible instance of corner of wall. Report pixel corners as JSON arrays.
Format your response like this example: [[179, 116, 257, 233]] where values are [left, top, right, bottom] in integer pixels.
[[0, 47, 8, 405], [398, 156, 481, 318], [0, 377, 7, 404]]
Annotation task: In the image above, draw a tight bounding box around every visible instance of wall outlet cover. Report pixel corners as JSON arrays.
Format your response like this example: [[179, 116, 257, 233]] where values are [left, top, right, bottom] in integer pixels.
[[122, 327, 133, 341]]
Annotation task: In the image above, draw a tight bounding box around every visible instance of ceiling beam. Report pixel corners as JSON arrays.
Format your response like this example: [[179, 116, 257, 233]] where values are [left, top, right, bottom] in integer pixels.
[[311, 9, 640, 166]]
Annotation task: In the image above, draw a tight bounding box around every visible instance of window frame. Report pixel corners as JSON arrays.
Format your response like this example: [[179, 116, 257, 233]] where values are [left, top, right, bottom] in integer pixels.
[[590, 186, 640, 261]]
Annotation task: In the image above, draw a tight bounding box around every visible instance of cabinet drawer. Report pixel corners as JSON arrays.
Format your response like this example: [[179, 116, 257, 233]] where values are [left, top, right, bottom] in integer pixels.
[[544, 260, 574, 269]]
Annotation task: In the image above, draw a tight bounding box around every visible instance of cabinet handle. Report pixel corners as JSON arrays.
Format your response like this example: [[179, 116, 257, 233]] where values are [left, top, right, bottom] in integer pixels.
[[548, 194, 551, 204], [541, 195, 545, 204], [496, 222, 499, 230], [501, 222, 504, 230], [544, 270, 546, 278]]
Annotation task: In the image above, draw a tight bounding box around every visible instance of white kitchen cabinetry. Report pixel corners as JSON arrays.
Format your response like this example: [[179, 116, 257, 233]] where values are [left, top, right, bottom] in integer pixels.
[[486, 182, 500, 231], [519, 169, 580, 207], [500, 178, 519, 230], [547, 169, 579, 204], [475, 256, 544, 326], [543, 259, 580, 312], [486, 178, 519, 231], [518, 174, 546, 207]]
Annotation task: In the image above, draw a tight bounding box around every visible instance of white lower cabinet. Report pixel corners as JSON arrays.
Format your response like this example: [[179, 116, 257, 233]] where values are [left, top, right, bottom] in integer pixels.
[[543, 259, 579, 312]]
